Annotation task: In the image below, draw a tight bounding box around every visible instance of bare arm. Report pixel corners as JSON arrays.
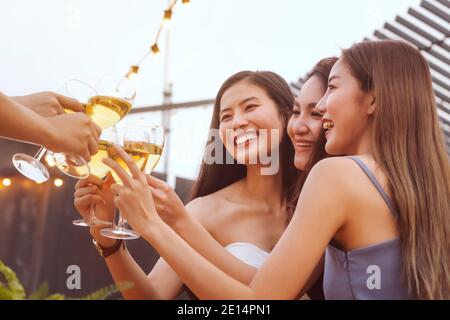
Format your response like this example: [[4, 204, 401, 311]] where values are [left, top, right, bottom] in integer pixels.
[[102, 246, 185, 300], [11, 91, 85, 117], [76, 175, 258, 299], [173, 210, 324, 298], [147, 175, 323, 295], [0, 91, 57, 146], [168, 199, 258, 285], [145, 175, 262, 285], [75, 176, 185, 300], [0, 91, 100, 160], [105, 153, 352, 299]]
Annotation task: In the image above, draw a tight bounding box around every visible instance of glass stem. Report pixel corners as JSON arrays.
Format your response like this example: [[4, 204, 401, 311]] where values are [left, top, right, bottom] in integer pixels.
[[117, 211, 126, 230], [34, 147, 47, 161], [88, 203, 96, 223]]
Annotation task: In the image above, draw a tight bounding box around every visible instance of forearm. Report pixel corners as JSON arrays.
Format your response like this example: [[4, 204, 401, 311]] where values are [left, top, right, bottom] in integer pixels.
[[91, 228, 163, 300], [172, 215, 257, 285], [142, 219, 255, 300], [0, 92, 52, 146], [103, 247, 165, 300]]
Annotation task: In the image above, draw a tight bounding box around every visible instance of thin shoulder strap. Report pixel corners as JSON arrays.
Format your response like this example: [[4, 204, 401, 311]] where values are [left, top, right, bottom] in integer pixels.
[[347, 156, 398, 218]]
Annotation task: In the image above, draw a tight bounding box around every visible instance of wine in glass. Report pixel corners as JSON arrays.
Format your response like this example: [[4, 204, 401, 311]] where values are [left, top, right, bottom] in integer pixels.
[[101, 123, 164, 240], [54, 76, 134, 178], [11, 75, 134, 183], [71, 127, 118, 227]]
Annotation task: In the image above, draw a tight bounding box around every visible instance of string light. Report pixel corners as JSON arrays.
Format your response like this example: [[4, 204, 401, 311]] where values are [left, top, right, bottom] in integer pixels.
[[151, 43, 161, 55], [163, 8, 173, 29], [122, 0, 189, 80], [2, 178, 11, 187], [126, 65, 139, 80], [163, 9, 173, 22], [54, 178, 64, 187]]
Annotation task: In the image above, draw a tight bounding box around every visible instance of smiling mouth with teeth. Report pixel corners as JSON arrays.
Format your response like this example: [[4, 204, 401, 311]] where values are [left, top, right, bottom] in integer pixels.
[[235, 132, 258, 146], [296, 142, 313, 148], [323, 121, 334, 131]]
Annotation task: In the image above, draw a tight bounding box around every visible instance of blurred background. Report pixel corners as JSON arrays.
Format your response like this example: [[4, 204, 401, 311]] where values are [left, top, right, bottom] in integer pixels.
[[0, 0, 448, 299]]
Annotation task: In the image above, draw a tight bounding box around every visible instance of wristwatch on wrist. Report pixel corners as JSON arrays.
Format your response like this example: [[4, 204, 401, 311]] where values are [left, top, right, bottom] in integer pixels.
[[92, 238, 125, 258]]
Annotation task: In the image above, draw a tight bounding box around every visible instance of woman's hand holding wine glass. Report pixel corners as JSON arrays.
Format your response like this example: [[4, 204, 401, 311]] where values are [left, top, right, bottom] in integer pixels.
[[99, 123, 165, 240], [44, 112, 101, 161], [74, 173, 118, 247], [12, 74, 135, 183], [12, 91, 85, 117], [102, 144, 162, 237]]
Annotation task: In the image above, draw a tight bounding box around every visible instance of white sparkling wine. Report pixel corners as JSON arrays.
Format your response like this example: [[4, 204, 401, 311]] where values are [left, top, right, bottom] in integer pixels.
[[109, 141, 163, 185], [64, 95, 132, 129], [85, 95, 132, 129], [70, 140, 111, 179]]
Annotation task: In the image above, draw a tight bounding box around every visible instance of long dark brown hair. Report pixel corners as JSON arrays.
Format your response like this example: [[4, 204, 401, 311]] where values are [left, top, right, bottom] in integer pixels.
[[286, 57, 338, 215], [188, 64, 337, 301], [342, 40, 450, 299], [283, 58, 337, 301], [190, 71, 299, 217]]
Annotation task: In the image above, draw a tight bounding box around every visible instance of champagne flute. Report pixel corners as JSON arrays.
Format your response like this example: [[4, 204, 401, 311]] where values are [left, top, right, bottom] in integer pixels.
[[101, 123, 165, 240]]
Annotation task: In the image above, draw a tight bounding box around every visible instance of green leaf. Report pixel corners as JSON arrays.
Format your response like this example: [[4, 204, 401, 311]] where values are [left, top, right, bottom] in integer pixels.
[[28, 282, 50, 300], [73, 282, 134, 300], [0, 283, 15, 300], [45, 293, 65, 300], [0, 260, 25, 300], [0, 260, 131, 300]]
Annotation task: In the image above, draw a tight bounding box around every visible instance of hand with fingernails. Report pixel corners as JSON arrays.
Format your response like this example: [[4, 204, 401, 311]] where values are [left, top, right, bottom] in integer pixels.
[[144, 174, 188, 228], [73, 173, 117, 247], [102, 144, 162, 236]]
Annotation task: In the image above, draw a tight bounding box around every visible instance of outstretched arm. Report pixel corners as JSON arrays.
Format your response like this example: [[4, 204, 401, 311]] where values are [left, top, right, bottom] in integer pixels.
[[74, 175, 185, 300], [11, 91, 84, 117], [0, 91, 100, 160], [145, 175, 258, 285], [104, 148, 349, 299]]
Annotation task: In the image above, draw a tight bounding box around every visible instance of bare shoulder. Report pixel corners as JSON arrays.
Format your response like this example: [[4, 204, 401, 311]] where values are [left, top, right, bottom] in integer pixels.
[[308, 157, 362, 183], [306, 156, 390, 208], [304, 157, 372, 206], [185, 183, 237, 227], [288, 157, 369, 234]]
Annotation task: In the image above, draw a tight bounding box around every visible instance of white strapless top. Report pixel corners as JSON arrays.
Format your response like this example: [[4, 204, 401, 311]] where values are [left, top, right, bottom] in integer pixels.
[[225, 242, 270, 268]]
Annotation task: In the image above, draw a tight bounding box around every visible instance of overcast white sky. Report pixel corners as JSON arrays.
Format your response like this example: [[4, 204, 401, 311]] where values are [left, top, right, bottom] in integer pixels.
[[0, 0, 421, 182]]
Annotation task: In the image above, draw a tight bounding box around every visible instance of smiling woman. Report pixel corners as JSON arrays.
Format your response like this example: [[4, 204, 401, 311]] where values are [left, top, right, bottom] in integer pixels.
[[105, 40, 449, 300], [74, 70, 314, 300]]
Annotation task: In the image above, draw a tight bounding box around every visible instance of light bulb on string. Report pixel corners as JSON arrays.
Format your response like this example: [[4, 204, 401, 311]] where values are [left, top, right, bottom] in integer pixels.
[[181, 0, 191, 12], [2, 178, 11, 187], [126, 65, 139, 81], [163, 9, 173, 29], [54, 178, 64, 187], [151, 43, 160, 56], [120, 0, 189, 89]]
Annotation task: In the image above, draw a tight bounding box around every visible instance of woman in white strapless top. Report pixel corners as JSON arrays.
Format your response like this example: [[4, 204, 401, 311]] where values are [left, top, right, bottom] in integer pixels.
[[75, 65, 333, 299], [225, 242, 270, 269]]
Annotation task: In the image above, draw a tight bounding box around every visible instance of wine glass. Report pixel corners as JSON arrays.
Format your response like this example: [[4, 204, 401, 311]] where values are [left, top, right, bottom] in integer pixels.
[[101, 123, 165, 240], [72, 127, 119, 227], [12, 75, 135, 183], [54, 75, 135, 178], [11, 79, 96, 183]]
